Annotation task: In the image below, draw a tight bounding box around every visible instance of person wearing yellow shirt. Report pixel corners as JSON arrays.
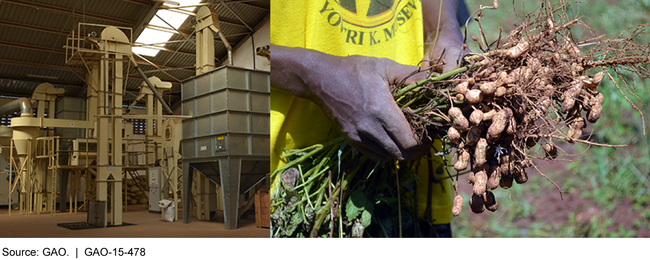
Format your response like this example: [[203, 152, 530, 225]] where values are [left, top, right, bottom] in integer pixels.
[[271, 0, 469, 237]]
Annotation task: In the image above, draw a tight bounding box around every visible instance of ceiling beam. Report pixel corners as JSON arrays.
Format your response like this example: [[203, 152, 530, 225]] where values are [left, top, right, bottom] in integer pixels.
[[0, 20, 71, 36], [233, 2, 269, 11], [3, 0, 135, 26], [142, 24, 234, 44], [220, 0, 253, 32], [0, 40, 66, 54], [120, 0, 154, 7], [0, 76, 84, 89], [0, 59, 84, 73], [133, 0, 162, 40], [0, 40, 194, 72], [157, 5, 249, 29]]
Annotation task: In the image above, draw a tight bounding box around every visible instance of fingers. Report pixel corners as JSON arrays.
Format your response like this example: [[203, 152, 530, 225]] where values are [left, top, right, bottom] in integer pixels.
[[350, 106, 432, 162], [379, 102, 433, 161], [382, 60, 427, 86]]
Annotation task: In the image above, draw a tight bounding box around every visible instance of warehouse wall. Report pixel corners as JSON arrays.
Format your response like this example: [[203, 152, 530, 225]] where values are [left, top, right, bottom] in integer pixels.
[[230, 15, 270, 72]]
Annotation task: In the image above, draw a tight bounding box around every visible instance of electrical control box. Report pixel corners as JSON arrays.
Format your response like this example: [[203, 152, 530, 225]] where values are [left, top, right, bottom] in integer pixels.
[[148, 167, 162, 213]]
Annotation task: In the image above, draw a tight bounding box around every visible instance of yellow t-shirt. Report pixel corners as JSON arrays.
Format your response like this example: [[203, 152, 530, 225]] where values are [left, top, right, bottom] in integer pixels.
[[271, 0, 454, 224]]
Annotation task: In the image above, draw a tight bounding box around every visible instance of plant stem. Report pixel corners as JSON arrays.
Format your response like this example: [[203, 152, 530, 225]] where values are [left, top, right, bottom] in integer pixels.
[[394, 65, 471, 98]]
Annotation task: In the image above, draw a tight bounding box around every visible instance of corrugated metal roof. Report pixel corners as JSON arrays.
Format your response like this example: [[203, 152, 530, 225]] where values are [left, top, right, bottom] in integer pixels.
[[0, 0, 269, 108]]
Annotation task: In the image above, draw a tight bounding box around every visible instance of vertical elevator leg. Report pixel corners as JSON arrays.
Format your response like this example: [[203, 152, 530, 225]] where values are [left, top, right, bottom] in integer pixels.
[[218, 156, 241, 229], [59, 170, 69, 212], [182, 160, 192, 224]]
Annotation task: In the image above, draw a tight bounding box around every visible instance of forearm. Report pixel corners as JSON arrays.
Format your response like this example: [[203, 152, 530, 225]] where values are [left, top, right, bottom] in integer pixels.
[[422, 0, 463, 47], [270, 44, 341, 101], [422, 0, 465, 66]]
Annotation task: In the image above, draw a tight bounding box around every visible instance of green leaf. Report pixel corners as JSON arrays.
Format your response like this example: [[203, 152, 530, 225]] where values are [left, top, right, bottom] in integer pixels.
[[346, 190, 367, 220], [361, 210, 372, 228]]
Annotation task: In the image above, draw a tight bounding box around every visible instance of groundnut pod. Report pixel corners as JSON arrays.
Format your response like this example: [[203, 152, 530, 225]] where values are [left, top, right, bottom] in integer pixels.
[[452, 195, 464, 216], [587, 92, 604, 123], [455, 81, 469, 94], [543, 142, 558, 159], [499, 70, 515, 85], [448, 107, 469, 132], [561, 81, 583, 113], [525, 136, 539, 148], [466, 125, 483, 146], [500, 154, 510, 164], [495, 86, 507, 97], [572, 117, 586, 129], [480, 81, 498, 95], [484, 191, 498, 212], [512, 163, 528, 184], [454, 150, 470, 171], [467, 170, 475, 184], [470, 110, 484, 125], [565, 40, 581, 58], [568, 117, 586, 140], [487, 108, 512, 142], [506, 113, 517, 135], [527, 57, 542, 72], [473, 167, 488, 196], [469, 194, 485, 214], [448, 126, 461, 143], [456, 93, 465, 102], [482, 109, 497, 121], [507, 40, 529, 59], [465, 89, 484, 104], [499, 164, 513, 189], [523, 67, 533, 81], [475, 138, 488, 167], [487, 163, 500, 190], [585, 71, 605, 90], [521, 158, 533, 168]]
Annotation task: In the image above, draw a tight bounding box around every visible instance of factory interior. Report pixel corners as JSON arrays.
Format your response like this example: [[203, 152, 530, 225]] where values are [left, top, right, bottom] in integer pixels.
[[0, 0, 270, 237]]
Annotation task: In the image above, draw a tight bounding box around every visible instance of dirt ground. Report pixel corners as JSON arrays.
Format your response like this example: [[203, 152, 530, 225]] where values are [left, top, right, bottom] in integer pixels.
[[456, 142, 650, 237]]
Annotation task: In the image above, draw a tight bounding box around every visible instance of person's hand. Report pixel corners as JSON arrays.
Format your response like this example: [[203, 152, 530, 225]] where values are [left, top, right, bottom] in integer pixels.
[[271, 45, 432, 162], [423, 0, 468, 73]]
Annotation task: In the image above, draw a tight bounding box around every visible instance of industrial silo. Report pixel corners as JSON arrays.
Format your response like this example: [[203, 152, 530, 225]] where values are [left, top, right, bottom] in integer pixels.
[[181, 66, 269, 229]]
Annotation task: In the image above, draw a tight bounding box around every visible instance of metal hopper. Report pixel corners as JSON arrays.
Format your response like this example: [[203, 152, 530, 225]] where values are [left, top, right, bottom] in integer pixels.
[[181, 66, 269, 229]]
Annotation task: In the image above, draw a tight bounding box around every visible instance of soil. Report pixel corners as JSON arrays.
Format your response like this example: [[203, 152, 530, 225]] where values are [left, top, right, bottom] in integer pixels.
[[456, 143, 650, 237]]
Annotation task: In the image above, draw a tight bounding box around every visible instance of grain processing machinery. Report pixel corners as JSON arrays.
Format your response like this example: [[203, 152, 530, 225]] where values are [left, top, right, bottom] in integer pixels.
[[4, 5, 269, 230], [181, 6, 269, 229]]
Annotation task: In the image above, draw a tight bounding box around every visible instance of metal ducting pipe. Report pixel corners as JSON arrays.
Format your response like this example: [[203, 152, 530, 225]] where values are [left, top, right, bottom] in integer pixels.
[[0, 97, 33, 117], [133, 66, 174, 115], [213, 26, 232, 66]]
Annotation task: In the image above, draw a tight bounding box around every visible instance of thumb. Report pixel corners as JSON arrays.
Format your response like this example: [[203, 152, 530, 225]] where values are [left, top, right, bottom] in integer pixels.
[[386, 63, 427, 86]]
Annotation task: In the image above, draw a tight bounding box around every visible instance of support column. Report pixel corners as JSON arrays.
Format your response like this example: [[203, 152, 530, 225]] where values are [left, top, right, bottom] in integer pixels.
[[59, 170, 69, 212], [86, 64, 99, 138], [182, 159, 192, 223], [219, 156, 241, 229], [111, 53, 124, 226]]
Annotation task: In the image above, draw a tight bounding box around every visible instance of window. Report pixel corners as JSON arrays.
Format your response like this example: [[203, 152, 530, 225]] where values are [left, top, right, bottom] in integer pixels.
[[133, 0, 202, 56]]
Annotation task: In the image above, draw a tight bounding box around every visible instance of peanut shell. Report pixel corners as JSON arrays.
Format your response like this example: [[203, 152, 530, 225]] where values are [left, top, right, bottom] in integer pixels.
[[469, 194, 485, 214], [452, 195, 464, 217], [507, 40, 529, 59], [448, 107, 469, 132], [465, 89, 484, 104], [473, 168, 488, 196], [448, 126, 461, 144], [470, 110, 484, 125], [454, 150, 470, 171], [474, 138, 488, 167], [484, 191, 499, 212]]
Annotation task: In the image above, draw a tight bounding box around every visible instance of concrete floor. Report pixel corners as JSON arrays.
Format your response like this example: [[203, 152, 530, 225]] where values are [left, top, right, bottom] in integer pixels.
[[0, 204, 270, 238]]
